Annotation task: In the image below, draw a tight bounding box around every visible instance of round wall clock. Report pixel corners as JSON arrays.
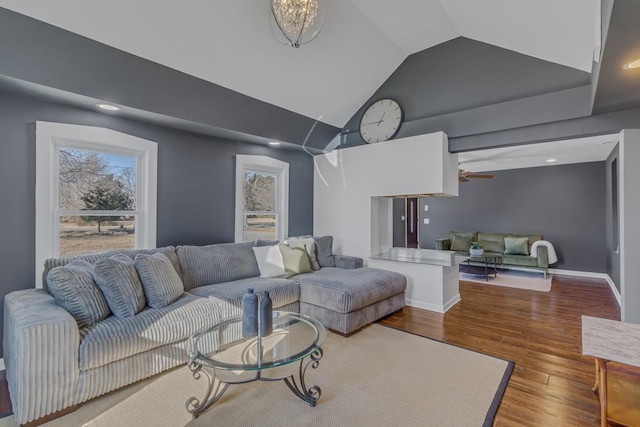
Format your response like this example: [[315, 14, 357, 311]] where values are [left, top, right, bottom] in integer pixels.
[[359, 98, 403, 144]]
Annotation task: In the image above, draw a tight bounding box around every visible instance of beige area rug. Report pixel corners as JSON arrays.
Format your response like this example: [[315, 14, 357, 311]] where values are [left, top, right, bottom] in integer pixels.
[[460, 269, 552, 292], [1, 325, 512, 427]]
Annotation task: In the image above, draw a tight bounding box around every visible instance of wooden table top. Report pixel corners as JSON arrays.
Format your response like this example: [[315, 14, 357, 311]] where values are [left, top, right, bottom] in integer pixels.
[[582, 315, 640, 367]]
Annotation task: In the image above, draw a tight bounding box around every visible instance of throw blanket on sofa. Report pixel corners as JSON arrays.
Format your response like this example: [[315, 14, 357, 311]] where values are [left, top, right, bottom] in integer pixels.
[[530, 240, 558, 264]]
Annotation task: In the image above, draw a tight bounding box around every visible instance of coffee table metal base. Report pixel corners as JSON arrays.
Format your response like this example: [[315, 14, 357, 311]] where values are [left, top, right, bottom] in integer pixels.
[[460, 255, 500, 281], [186, 348, 323, 418]]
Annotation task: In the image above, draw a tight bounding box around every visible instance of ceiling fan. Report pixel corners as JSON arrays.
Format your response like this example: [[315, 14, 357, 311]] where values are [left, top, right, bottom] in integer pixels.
[[458, 169, 494, 182]]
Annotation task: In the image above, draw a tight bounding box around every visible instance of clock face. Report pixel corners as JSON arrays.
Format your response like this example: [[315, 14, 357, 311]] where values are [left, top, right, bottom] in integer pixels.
[[359, 98, 403, 144]]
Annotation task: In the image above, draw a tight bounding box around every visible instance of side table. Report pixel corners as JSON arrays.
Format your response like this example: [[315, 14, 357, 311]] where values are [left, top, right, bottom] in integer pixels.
[[582, 315, 640, 427]]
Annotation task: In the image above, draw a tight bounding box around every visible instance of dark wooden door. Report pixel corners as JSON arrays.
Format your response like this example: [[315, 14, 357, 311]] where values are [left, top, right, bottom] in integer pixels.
[[406, 197, 418, 248]]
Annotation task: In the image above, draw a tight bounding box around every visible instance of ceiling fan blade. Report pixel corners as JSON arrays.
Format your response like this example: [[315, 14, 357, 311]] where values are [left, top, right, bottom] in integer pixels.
[[466, 174, 494, 179]]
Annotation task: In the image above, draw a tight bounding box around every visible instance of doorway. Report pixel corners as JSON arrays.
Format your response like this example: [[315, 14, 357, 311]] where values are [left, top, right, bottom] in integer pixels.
[[393, 197, 419, 248]]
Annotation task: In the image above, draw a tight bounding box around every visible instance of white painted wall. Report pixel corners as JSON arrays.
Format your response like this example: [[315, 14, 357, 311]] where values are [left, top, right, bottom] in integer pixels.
[[314, 132, 458, 258], [367, 258, 461, 313], [619, 130, 640, 323]]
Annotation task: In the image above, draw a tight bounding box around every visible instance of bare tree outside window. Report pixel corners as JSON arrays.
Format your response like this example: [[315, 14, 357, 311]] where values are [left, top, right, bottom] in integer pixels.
[[58, 148, 137, 256], [242, 171, 277, 241]]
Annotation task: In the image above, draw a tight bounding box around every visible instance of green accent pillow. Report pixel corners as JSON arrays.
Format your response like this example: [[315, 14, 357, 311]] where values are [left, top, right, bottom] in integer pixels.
[[450, 233, 474, 251], [279, 244, 313, 278], [504, 237, 529, 255]]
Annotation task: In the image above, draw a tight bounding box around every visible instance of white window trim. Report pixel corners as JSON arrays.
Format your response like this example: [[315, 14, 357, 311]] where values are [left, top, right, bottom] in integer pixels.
[[35, 121, 158, 288], [235, 155, 289, 243]]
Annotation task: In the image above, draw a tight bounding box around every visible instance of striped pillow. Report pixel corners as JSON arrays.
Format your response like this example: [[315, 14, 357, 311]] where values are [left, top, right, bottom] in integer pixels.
[[135, 253, 185, 308], [93, 254, 147, 318], [46, 260, 110, 328]]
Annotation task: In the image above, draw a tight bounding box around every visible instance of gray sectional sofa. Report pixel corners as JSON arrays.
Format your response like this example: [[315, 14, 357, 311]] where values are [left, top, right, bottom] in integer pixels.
[[3, 236, 406, 425]]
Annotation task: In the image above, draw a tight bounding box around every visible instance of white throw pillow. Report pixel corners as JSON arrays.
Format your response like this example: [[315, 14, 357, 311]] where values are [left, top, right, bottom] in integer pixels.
[[252, 245, 286, 278]]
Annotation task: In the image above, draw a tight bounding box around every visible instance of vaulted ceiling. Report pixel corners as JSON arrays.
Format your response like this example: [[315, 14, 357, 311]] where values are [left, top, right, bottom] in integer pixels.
[[0, 0, 600, 128], [1, 0, 640, 154]]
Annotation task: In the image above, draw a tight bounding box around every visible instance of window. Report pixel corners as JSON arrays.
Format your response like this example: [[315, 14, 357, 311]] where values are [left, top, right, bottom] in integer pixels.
[[235, 155, 289, 242], [36, 122, 157, 287]]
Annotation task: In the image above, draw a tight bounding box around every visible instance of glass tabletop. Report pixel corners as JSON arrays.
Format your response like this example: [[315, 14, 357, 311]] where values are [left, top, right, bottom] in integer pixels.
[[189, 311, 326, 371], [463, 252, 503, 261]]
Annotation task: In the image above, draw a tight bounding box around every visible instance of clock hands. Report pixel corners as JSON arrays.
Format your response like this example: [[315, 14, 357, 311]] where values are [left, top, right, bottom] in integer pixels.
[[362, 112, 386, 126]]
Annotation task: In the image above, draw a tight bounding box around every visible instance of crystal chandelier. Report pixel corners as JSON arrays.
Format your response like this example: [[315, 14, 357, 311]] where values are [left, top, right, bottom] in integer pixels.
[[270, 0, 323, 48]]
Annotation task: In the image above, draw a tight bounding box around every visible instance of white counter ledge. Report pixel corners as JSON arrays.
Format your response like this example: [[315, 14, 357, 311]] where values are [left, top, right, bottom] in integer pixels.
[[368, 248, 462, 313], [371, 248, 466, 267]]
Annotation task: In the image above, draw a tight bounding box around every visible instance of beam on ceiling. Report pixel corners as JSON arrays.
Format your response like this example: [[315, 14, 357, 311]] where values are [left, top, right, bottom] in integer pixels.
[[449, 106, 640, 152]]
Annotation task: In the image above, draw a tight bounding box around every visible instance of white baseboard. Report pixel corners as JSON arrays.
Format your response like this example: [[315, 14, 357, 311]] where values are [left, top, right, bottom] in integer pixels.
[[605, 275, 622, 306], [548, 268, 607, 279], [548, 268, 621, 306], [406, 299, 445, 313], [443, 294, 461, 312], [406, 294, 461, 313]]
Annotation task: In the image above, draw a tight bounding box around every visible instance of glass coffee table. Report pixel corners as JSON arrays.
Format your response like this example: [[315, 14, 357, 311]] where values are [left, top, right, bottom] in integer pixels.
[[185, 311, 326, 418], [459, 252, 503, 281]]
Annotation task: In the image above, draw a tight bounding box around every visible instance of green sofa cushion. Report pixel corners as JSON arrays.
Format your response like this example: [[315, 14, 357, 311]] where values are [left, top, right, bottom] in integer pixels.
[[501, 254, 538, 267], [279, 244, 313, 278], [504, 237, 529, 255], [477, 232, 506, 254], [450, 231, 476, 251], [507, 233, 542, 252]]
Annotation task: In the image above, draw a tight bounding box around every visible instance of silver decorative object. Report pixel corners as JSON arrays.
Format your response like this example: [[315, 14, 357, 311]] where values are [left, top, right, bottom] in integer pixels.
[[270, 0, 323, 48]]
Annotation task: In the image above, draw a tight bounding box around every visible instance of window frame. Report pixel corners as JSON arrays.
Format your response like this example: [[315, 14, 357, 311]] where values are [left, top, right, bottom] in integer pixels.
[[235, 155, 289, 243], [35, 121, 158, 288]]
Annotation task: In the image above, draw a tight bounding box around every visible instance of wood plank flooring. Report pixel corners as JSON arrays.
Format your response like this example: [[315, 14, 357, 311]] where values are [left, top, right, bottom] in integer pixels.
[[379, 275, 620, 427]]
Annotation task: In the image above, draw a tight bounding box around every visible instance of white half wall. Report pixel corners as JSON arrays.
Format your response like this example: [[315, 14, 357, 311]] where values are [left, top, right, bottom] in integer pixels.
[[313, 132, 458, 259]]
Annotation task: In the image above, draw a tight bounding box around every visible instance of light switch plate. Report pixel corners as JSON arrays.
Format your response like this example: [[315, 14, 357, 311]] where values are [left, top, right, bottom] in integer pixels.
[[424, 205, 429, 211], [401, 216, 405, 221], [423, 218, 429, 224]]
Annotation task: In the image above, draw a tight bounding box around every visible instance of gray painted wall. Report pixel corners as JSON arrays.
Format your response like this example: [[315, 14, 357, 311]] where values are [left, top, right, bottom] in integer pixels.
[[333, 31, 640, 154], [339, 37, 591, 148], [0, 8, 339, 150], [592, 0, 640, 115], [0, 89, 315, 356], [620, 130, 640, 323], [410, 162, 607, 272], [605, 144, 621, 290]]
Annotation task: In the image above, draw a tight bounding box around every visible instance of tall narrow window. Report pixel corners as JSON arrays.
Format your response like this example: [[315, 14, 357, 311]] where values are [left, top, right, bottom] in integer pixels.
[[242, 170, 277, 241], [36, 122, 157, 287], [235, 155, 289, 242]]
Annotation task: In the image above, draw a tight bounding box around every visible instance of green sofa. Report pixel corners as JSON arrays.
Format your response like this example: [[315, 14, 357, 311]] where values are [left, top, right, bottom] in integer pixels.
[[436, 231, 549, 277]]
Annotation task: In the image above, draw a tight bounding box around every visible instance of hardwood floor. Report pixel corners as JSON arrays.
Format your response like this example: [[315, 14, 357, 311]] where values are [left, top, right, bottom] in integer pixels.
[[379, 275, 620, 427]]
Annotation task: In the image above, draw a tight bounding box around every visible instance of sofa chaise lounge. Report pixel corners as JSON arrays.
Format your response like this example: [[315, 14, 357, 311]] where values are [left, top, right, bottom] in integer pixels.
[[3, 236, 406, 425]]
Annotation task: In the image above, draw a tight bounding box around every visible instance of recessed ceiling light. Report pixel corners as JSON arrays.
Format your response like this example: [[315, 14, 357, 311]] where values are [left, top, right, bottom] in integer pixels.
[[546, 158, 558, 163], [623, 59, 640, 70], [268, 141, 282, 146], [97, 103, 120, 111]]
